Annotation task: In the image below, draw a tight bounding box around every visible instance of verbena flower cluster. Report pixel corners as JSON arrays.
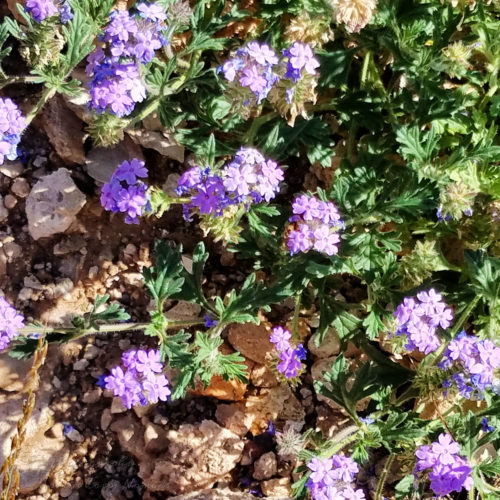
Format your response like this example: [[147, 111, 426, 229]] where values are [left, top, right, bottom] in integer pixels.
[[218, 41, 320, 123], [176, 147, 283, 219], [306, 454, 365, 499], [86, 3, 167, 117], [25, 0, 73, 23], [0, 98, 26, 166], [393, 289, 453, 354], [100, 158, 149, 224], [0, 297, 24, 352], [439, 331, 500, 399], [104, 349, 171, 409], [287, 194, 343, 256], [269, 326, 305, 379], [414, 433, 473, 497]]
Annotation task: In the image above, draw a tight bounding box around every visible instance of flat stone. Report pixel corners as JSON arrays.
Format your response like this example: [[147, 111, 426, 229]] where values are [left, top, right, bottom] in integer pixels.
[[0, 160, 23, 178], [307, 328, 341, 359], [25, 168, 86, 240], [253, 451, 277, 480], [127, 129, 184, 162], [85, 135, 143, 184], [227, 322, 273, 365], [41, 94, 86, 164]]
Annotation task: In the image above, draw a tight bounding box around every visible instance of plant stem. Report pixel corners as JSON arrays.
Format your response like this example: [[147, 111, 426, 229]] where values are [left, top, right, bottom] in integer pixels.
[[0, 75, 40, 90], [321, 426, 360, 457], [25, 86, 57, 126], [292, 292, 302, 341], [17, 318, 205, 338], [245, 111, 279, 145], [375, 453, 395, 500]]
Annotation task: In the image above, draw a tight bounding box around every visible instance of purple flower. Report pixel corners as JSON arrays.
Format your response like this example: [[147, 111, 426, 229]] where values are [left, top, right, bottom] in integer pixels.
[[270, 326, 292, 351], [218, 41, 279, 106], [270, 326, 305, 379], [393, 289, 453, 355], [287, 195, 343, 257], [136, 2, 167, 22], [414, 433, 473, 497], [25, 0, 58, 22], [481, 417, 494, 433], [222, 147, 283, 204], [307, 455, 364, 500], [59, 1, 73, 23], [100, 159, 148, 224], [283, 42, 320, 82], [440, 332, 500, 398], [105, 349, 170, 409], [204, 315, 218, 328], [0, 98, 26, 165], [0, 297, 24, 351]]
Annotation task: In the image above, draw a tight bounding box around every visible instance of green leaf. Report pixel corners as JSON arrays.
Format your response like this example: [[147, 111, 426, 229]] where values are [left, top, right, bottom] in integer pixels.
[[395, 475, 414, 499], [143, 241, 185, 307]]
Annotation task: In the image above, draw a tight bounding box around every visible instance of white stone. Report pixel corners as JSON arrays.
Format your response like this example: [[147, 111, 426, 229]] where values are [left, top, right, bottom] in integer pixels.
[[26, 168, 86, 240]]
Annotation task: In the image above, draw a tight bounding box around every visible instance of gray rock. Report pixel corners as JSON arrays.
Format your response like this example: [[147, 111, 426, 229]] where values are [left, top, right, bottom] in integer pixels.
[[0, 160, 23, 178], [0, 198, 8, 222], [11, 177, 30, 198], [25, 168, 86, 240], [85, 136, 143, 183], [127, 129, 184, 162], [253, 451, 277, 480]]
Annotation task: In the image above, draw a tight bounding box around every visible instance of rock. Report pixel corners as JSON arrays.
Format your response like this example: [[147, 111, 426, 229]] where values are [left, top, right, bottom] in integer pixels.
[[111, 415, 244, 495], [3, 241, 21, 262], [85, 136, 143, 183], [169, 490, 257, 500], [65, 427, 84, 443], [59, 341, 83, 366], [144, 422, 169, 453], [100, 409, 112, 431], [41, 94, 86, 164], [59, 485, 73, 498], [111, 397, 127, 414], [39, 286, 88, 325], [0, 355, 69, 494], [250, 364, 278, 388], [25, 168, 86, 240], [190, 374, 247, 402], [261, 477, 292, 498], [0, 160, 23, 178], [162, 173, 180, 197], [244, 385, 305, 435], [0, 354, 31, 392], [253, 451, 277, 480], [127, 129, 184, 162], [11, 177, 30, 198], [83, 344, 100, 360], [72, 359, 89, 371], [53, 234, 86, 255], [227, 322, 273, 365], [82, 388, 102, 404], [4, 194, 17, 209], [101, 479, 125, 500], [0, 198, 8, 222], [308, 328, 341, 359], [166, 300, 202, 320], [215, 404, 249, 437]]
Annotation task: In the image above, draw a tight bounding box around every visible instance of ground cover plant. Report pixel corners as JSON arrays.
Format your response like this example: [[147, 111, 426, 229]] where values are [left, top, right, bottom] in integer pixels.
[[0, 0, 499, 498]]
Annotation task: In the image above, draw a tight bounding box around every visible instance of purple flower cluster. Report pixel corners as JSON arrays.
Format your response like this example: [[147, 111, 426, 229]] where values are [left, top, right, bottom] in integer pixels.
[[437, 206, 473, 221], [439, 331, 500, 399], [222, 148, 284, 203], [176, 148, 283, 220], [0, 98, 26, 166], [0, 297, 24, 352], [286, 194, 343, 256], [282, 42, 320, 83], [25, 0, 72, 23], [86, 3, 167, 117], [105, 349, 171, 409], [270, 326, 305, 379], [414, 433, 473, 497], [393, 289, 453, 354], [218, 41, 280, 104], [306, 455, 365, 500], [100, 158, 148, 224], [218, 41, 319, 122]]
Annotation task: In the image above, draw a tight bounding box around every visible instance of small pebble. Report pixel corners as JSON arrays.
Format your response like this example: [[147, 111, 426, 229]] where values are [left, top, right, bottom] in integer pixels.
[[11, 178, 30, 198]]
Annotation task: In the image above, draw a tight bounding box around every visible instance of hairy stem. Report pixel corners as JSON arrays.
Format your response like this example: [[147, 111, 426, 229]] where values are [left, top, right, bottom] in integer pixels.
[[375, 453, 395, 500], [24, 86, 57, 126]]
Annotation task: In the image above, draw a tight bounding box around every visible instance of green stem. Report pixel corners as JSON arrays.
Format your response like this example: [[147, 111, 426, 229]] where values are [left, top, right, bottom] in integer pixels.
[[375, 453, 395, 500], [292, 292, 302, 341], [245, 111, 279, 145], [129, 49, 203, 128], [17, 318, 205, 338], [360, 51, 371, 89], [321, 426, 360, 457], [25, 86, 57, 126], [0, 75, 40, 90]]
